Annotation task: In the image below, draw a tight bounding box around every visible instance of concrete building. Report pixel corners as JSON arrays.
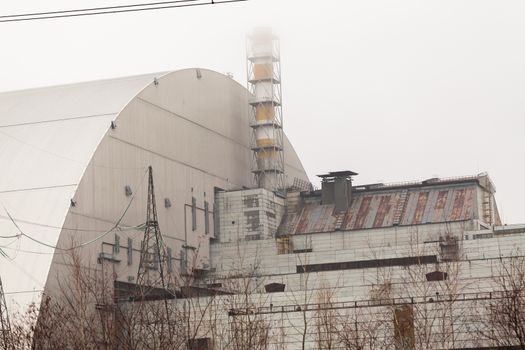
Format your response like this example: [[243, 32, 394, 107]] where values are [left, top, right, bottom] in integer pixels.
[[0, 67, 524, 349], [204, 172, 525, 349]]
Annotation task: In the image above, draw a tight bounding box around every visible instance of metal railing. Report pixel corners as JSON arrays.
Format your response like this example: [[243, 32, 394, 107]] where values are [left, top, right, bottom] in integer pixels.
[[356, 174, 486, 191], [228, 290, 505, 316]]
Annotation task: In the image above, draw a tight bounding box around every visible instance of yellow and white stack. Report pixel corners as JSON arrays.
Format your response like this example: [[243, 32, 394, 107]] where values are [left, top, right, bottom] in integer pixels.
[[247, 28, 285, 193]]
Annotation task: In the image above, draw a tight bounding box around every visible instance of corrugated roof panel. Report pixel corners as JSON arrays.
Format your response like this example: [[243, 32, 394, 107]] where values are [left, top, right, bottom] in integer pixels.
[[364, 195, 381, 228], [422, 189, 439, 224], [450, 188, 467, 221], [354, 196, 372, 229], [373, 195, 392, 227], [432, 190, 449, 222], [315, 205, 335, 232], [400, 192, 417, 226], [284, 184, 479, 235], [414, 192, 429, 224], [292, 204, 338, 234]]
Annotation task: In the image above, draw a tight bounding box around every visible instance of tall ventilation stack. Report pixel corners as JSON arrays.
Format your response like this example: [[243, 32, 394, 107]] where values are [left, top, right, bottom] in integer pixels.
[[247, 28, 285, 193]]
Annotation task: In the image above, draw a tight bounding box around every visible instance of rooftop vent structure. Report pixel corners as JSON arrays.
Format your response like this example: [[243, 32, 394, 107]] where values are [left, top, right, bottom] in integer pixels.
[[317, 171, 358, 212]]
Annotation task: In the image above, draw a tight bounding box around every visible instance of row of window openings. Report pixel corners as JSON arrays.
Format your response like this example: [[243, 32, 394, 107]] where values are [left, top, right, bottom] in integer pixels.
[[125, 184, 212, 235], [192, 197, 212, 235], [104, 191, 215, 267], [108, 235, 176, 273]]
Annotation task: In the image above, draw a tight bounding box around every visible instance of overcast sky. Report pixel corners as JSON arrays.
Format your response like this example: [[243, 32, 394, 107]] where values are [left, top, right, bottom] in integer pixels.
[[1, 0, 524, 223]]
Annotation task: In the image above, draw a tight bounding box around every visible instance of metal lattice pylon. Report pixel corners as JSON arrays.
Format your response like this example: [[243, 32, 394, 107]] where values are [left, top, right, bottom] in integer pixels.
[[135, 166, 174, 296], [0, 276, 12, 350]]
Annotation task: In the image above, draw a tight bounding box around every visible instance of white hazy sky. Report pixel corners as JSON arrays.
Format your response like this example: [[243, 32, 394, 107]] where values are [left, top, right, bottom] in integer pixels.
[[1, 0, 524, 223]]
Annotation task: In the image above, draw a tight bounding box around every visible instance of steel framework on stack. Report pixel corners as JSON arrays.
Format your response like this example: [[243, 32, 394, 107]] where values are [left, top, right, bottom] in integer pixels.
[[247, 28, 286, 194]]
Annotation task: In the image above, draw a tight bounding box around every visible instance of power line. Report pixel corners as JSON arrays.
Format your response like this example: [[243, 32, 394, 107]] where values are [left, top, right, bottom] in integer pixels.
[[0, 0, 199, 19], [0, 167, 149, 253], [0, 245, 61, 256], [0, 213, 144, 233], [0, 0, 247, 23], [4, 289, 43, 295]]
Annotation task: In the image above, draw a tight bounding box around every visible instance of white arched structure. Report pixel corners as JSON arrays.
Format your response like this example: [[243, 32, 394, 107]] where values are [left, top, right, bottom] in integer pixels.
[[0, 69, 308, 307]]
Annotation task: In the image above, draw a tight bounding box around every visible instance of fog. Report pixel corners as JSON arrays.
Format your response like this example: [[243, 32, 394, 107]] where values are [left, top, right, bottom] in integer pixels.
[[1, 0, 524, 223]]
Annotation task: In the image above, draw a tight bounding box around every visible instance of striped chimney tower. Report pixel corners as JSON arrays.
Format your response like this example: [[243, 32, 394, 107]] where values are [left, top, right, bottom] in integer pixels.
[[247, 28, 285, 193]]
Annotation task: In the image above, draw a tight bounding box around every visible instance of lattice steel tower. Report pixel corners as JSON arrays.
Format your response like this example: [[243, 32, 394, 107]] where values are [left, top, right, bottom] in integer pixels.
[[247, 28, 285, 193], [0, 276, 12, 350], [136, 166, 173, 293]]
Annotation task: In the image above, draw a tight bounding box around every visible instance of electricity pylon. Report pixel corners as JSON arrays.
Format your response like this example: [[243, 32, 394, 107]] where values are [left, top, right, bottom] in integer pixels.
[[0, 276, 12, 350], [136, 166, 174, 297]]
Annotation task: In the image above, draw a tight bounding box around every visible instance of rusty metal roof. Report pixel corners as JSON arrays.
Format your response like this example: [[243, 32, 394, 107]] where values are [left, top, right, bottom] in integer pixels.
[[280, 182, 481, 235]]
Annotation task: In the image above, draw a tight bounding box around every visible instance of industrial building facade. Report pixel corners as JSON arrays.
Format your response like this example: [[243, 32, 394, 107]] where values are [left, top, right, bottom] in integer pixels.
[[202, 172, 525, 349], [0, 35, 524, 349]]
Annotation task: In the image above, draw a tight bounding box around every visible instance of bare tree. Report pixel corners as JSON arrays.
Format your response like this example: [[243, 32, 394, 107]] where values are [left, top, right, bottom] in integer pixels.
[[286, 236, 315, 350], [337, 305, 395, 350], [220, 243, 271, 350], [476, 249, 525, 350], [314, 285, 338, 350], [8, 248, 118, 350], [390, 227, 471, 350]]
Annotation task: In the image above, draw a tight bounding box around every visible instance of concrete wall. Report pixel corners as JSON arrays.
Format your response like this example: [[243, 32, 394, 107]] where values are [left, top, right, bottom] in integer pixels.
[[204, 220, 525, 348], [215, 188, 285, 243]]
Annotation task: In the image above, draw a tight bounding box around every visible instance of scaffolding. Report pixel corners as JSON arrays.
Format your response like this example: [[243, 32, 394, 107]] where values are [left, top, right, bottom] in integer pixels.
[[247, 28, 285, 194]]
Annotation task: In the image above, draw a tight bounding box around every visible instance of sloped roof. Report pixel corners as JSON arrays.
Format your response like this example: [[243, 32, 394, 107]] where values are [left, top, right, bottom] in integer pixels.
[[280, 179, 485, 236]]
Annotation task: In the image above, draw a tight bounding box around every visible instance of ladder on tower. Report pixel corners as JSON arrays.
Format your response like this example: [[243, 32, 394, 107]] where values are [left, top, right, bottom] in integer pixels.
[[393, 190, 409, 226], [482, 190, 493, 226]]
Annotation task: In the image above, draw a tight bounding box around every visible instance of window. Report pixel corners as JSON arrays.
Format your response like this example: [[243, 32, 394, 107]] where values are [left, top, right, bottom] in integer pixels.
[[113, 234, 120, 254], [425, 270, 448, 282], [292, 236, 312, 254], [440, 236, 459, 261], [192, 197, 197, 231], [167, 247, 173, 273], [277, 236, 292, 254], [127, 238, 133, 265], [204, 201, 209, 234], [213, 202, 220, 238]]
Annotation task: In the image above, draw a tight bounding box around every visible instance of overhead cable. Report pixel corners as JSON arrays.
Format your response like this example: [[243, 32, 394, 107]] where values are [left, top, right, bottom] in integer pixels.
[[0, 0, 247, 23], [0, 167, 148, 253], [0, 214, 144, 233], [0, 0, 201, 19], [0, 245, 62, 256], [4, 289, 43, 295]]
